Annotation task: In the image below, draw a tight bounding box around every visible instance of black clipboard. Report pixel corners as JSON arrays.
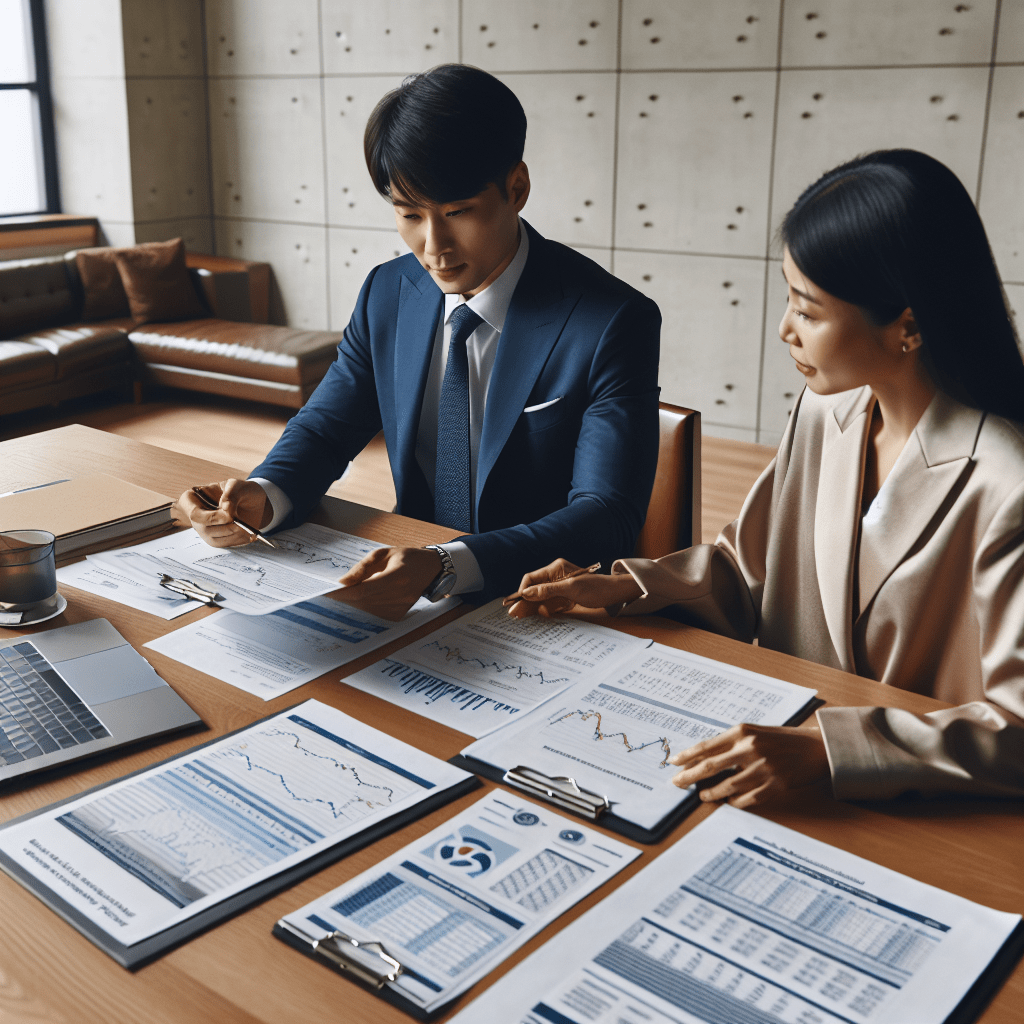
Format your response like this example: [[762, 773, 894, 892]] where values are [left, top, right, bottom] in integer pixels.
[[272, 917, 459, 1022], [0, 703, 480, 969], [449, 696, 825, 844]]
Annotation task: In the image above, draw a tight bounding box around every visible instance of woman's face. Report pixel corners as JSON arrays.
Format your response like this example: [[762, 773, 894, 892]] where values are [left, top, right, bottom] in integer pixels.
[[779, 248, 899, 395]]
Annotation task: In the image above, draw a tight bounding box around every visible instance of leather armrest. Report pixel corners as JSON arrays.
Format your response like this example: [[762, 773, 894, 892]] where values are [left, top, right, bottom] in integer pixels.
[[186, 252, 270, 323]]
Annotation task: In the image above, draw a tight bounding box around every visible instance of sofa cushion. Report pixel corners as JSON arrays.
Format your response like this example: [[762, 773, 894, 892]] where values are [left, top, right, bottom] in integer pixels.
[[0, 258, 77, 337], [114, 238, 207, 324], [75, 248, 131, 320], [129, 319, 340, 386], [0, 340, 57, 392], [16, 324, 132, 380]]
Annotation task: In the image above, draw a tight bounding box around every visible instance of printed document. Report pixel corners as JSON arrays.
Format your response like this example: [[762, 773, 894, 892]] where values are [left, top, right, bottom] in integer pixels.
[[56, 558, 202, 619], [277, 791, 639, 1014], [342, 600, 652, 737], [463, 643, 817, 829], [87, 523, 383, 614], [0, 700, 470, 947], [145, 595, 455, 699], [453, 805, 1021, 1024]]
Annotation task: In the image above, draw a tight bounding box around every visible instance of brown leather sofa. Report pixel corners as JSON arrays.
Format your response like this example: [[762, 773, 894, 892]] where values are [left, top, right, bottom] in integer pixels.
[[1, 251, 343, 416]]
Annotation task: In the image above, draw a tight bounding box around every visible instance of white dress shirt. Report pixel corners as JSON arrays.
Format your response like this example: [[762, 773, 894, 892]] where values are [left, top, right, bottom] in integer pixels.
[[254, 222, 530, 596]]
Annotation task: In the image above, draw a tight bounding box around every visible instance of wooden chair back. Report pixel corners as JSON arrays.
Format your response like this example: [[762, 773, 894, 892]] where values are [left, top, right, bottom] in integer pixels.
[[634, 403, 701, 559]]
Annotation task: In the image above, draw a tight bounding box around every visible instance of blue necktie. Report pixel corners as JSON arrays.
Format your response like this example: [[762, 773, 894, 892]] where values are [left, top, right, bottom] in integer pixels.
[[434, 303, 483, 532]]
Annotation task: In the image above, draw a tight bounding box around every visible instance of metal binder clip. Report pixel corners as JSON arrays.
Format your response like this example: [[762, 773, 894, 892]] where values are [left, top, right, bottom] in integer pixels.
[[157, 573, 223, 607], [280, 921, 404, 989], [503, 765, 610, 820]]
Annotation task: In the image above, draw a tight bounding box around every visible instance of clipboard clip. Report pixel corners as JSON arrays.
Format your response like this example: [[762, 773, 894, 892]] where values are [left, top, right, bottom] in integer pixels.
[[157, 573, 222, 607], [278, 920, 405, 989], [503, 765, 610, 820]]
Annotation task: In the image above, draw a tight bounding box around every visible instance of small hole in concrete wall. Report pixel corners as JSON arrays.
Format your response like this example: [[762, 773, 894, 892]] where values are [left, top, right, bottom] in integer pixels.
[[722, 281, 733, 288], [578, 39, 587, 45], [480, 24, 487, 31], [947, 114, 959, 121], [290, 48, 297, 54], [954, 3, 971, 10], [433, 27, 440, 33], [938, 27, 954, 35], [533, 23, 539, 29], [931, 95, 943, 102], [801, 111, 812, 118], [643, 18, 653, 26], [805, 12, 818, 19], [715, 399, 726, 405], [487, 41, 495, 47], [727, 224, 737, 230], [650, 36, 660, 43], [587, 111, 595, 117], [731, 299, 739, 306], [649, 94, 658, 101], [574, 216, 582, 222], [746, 15, 758, 23], [637, 203, 646, 209], [642, 274, 651, 281], [639, 112, 648, 117], [725, 384, 734, 390], [813, 93, 823, 100], [584, 200, 593, 206], [815, 31, 826, 38], [643, 221, 653, 227], [784, 391, 794, 399], [743, 111, 753, 118], [227, 50, 233, 56], [576, 95, 585, 101], [733, 95, 743, 102], [736, 206, 744, 213], [736, 35, 747, 42]]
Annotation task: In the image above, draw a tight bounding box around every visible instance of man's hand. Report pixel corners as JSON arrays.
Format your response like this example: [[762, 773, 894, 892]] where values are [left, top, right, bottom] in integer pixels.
[[506, 558, 642, 618], [176, 479, 270, 548], [669, 723, 830, 808], [334, 546, 443, 621]]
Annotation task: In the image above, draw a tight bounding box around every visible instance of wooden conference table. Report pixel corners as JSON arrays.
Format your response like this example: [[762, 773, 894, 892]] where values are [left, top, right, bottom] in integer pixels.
[[0, 424, 1021, 1024]]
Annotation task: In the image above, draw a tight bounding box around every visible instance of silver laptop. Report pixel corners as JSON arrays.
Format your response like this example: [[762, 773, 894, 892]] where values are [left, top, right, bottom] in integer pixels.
[[0, 618, 201, 782]]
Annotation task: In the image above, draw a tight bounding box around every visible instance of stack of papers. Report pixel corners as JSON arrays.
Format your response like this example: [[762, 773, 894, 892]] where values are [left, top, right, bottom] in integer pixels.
[[276, 792, 639, 1016], [453, 805, 1022, 1024]]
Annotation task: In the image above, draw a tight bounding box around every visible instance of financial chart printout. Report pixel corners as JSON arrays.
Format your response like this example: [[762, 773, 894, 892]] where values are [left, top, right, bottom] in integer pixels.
[[453, 806, 1021, 1024], [0, 700, 470, 947], [88, 523, 382, 614], [464, 643, 817, 829], [342, 600, 652, 738], [145, 595, 454, 699], [277, 792, 638, 1013]]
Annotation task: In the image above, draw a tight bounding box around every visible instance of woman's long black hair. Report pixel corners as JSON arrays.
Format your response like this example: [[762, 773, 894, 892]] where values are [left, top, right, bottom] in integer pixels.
[[781, 149, 1024, 421]]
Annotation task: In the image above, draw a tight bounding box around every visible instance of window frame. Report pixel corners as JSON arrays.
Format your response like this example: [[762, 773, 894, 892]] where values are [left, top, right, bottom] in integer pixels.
[[1, 0, 60, 216]]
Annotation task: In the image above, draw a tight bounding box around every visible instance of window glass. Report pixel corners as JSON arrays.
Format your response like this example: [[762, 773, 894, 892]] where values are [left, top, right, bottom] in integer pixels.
[[0, 0, 33, 81], [0, 90, 43, 214]]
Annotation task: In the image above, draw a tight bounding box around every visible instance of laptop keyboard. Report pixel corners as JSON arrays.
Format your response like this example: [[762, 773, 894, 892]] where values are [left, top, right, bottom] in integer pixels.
[[0, 641, 110, 765]]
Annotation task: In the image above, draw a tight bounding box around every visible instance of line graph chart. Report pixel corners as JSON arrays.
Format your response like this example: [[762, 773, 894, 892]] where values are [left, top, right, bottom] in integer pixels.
[[551, 708, 674, 767], [422, 640, 571, 687], [56, 714, 423, 908]]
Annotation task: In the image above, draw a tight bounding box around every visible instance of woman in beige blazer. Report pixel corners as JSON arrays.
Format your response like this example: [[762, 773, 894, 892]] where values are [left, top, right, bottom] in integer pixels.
[[508, 150, 1024, 807]]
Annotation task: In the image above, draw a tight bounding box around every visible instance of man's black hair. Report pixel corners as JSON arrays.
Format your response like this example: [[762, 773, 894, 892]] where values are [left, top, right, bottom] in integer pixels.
[[364, 64, 527, 204]]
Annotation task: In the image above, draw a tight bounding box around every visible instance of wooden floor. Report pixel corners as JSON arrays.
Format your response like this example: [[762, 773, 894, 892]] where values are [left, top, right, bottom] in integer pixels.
[[1, 390, 776, 545]]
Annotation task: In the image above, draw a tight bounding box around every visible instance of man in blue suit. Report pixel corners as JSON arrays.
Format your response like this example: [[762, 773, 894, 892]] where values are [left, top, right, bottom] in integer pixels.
[[181, 65, 660, 617]]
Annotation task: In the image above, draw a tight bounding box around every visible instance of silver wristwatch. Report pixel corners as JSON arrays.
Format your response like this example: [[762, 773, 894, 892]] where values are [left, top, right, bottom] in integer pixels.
[[423, 544, 457, 602]]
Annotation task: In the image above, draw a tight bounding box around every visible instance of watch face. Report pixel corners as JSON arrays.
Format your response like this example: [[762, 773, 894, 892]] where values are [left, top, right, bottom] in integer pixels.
[[427, 571, 456, 602]]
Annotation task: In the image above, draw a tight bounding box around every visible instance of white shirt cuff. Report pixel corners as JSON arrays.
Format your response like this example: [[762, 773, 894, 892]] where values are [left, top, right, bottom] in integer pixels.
[[442, 540, 485, 595], [250, 477, 293, 532]]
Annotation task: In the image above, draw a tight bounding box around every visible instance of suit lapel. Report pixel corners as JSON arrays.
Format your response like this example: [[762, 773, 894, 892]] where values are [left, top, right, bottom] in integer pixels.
[[392, 268, 443, 479], [475, 229, 577, 507], [815, 388, 872, 672], [856, 392, 982, 620]]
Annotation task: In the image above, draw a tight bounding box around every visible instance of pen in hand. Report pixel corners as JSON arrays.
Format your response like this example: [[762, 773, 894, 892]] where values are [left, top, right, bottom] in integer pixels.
[[190, 486, 277, 548], [502, 562, 602, 607]]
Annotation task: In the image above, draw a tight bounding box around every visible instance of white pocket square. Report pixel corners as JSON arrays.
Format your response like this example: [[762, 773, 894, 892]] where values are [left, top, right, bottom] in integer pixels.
[[523, 397, 563, 413]]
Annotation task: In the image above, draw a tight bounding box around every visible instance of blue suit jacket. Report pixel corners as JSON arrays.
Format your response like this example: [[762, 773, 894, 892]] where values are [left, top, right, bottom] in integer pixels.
[[252, 221, 661, 600]]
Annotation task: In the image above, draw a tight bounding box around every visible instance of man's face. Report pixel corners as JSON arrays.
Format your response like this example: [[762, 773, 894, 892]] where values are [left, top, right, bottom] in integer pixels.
[[390, 163, 530, 297]]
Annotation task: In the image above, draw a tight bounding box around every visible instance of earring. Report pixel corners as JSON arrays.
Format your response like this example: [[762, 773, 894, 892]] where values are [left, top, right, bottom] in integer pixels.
[[902, 343, 909, 353]]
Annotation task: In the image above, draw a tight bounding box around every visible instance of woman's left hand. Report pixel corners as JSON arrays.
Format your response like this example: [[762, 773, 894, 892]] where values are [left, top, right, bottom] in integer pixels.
[[669, 723, 830, 808]]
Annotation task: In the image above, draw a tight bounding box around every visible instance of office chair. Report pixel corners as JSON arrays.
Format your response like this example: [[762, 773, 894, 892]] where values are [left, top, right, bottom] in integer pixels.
[[634, 403, 701, 559]]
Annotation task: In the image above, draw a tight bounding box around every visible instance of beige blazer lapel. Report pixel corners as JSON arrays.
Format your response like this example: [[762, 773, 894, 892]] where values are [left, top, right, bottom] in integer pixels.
[[815, 388, 873, 672], [856, 392, 983, 620]]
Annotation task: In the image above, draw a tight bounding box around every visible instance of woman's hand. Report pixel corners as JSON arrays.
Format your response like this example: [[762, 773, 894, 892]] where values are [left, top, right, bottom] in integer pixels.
[[669, 723, 830, 808], [506, 558, 642, 618]]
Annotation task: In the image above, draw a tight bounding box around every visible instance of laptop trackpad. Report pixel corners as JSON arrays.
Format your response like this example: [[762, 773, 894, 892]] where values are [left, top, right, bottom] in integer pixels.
[[58, 644, 165, 705]]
